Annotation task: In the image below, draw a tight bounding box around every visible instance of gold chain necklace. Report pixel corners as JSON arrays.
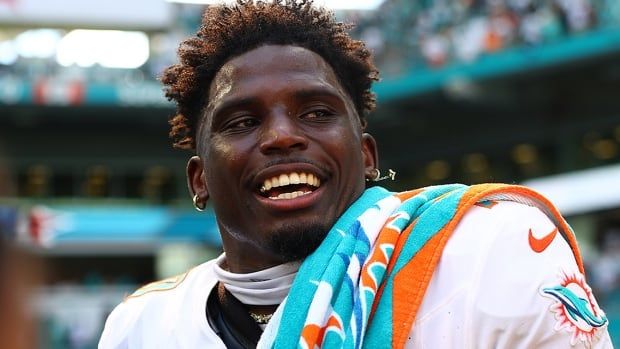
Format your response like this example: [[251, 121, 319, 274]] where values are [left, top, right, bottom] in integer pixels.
[[249, 312, 273, 324]]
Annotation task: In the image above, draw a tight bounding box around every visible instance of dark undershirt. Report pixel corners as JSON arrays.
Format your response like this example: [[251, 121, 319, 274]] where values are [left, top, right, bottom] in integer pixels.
[[206, 282, 263, 349]]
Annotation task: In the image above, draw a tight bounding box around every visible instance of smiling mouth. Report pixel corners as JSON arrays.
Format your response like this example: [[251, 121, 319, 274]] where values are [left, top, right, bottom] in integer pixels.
[[259, 172, 321, 200]]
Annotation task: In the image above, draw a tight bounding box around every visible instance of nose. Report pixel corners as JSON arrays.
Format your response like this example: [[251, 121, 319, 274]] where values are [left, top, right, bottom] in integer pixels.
[[258, 112, 308, 154]]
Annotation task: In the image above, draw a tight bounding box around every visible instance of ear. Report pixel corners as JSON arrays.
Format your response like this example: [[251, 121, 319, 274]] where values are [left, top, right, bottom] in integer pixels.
[[361, 133, 379, 178], [187, 156, 209, 204]]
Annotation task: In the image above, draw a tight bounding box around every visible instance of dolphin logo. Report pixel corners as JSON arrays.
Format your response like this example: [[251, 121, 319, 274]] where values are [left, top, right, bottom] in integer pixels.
[[543, 286, 608, 328]]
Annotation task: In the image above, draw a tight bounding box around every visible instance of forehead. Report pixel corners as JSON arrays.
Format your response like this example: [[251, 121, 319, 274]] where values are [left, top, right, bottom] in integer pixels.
[[207, 45, 350, 110]]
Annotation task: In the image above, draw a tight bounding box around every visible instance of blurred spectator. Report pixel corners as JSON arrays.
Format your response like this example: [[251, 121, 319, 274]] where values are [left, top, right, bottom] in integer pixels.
[[421, 29, 451, 66], [592, 222, 620, 298], [0, 240, 40, 349], [519, 3, 564, 44], [485, 2, 518, 52], [556, 0, 594, 32]]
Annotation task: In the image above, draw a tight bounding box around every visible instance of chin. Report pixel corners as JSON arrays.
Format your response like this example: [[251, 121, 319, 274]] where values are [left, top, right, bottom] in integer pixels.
[[265, 221, 330, 262]]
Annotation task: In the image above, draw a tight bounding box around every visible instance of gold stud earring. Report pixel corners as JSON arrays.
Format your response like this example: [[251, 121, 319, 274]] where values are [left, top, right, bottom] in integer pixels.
[[193, 194, 206, 211]]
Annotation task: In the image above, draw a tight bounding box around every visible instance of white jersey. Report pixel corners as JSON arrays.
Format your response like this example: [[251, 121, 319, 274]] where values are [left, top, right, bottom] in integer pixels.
[[99, 201, 612, 348]]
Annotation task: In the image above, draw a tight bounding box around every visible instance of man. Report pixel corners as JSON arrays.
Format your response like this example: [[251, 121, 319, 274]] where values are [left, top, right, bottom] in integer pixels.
[[99, 1, 612, 348]]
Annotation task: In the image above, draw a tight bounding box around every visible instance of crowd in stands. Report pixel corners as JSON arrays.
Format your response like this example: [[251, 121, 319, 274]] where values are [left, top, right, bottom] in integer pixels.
[[1, 0, 620, 90], [348, 0, 620, 76]]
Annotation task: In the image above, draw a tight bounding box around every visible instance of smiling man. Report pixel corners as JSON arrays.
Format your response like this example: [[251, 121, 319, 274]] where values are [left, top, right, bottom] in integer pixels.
[[189, 44, 377, 270], [99, 1, 612, 348]]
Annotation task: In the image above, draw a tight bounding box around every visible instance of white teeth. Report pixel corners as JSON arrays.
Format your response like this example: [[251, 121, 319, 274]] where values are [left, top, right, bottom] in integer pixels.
[[260, 171, 321, 194], [279, 173, 290, 186], [268, 191, 311, 200], [290, 172, 300, 184]]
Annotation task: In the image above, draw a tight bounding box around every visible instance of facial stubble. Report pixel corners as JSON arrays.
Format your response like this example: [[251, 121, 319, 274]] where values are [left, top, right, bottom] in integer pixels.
[[266, 220, 331, 262]]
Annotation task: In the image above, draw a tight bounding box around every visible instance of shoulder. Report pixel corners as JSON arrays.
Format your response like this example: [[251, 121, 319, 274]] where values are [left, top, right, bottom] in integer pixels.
[[453, 199, 577, 300], [436, 200, 568, 270], [455, 199, 577, 275], [453, 200, 611, 348], [403, 187, 611, 348], [463, 199, 564, 248], [419, 199, 567, 307], [98, 259, 219, 349], [127, 268, 194, 299]]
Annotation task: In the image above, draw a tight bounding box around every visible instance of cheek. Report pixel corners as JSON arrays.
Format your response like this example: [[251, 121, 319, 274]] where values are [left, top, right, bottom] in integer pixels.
[[326, 129, 362, 163], [205, 138, 251, 184], [209, 136, 247, 163], [211, 140, 236, 161]]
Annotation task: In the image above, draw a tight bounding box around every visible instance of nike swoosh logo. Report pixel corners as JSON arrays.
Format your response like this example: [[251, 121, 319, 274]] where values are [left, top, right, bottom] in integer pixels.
[[528, 227, 558, 253]]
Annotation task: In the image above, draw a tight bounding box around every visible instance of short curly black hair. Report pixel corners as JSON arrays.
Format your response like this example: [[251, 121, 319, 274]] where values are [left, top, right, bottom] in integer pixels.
[[162, 0, 379, 150]]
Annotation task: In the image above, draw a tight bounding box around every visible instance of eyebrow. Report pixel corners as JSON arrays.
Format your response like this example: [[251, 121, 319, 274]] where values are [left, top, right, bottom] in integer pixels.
[[209, 85, 347, 123], [291, 86, 345, 101], [210, 96, 259, 120]]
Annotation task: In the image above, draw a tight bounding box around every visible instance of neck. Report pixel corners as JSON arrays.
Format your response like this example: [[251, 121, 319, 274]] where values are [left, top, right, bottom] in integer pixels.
[[213, 254, 300, 308], [220, 235, 289, 273]]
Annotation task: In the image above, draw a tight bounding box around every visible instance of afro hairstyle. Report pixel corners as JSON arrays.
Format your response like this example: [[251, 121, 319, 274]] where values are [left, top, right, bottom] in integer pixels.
[[161, 0, 379, 150]]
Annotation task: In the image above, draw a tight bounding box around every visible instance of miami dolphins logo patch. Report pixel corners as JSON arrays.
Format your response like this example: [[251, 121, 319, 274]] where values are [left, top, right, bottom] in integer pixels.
[[540, 271, 607, 346]]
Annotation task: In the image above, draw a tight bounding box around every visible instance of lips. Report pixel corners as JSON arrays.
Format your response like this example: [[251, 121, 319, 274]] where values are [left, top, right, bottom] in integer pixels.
[[259, 171, 322, 200]]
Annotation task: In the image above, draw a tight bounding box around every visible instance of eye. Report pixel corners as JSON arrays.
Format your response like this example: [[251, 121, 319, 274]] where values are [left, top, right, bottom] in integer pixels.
[[222, 116, 260, 133], [301, 108, 335, 121]]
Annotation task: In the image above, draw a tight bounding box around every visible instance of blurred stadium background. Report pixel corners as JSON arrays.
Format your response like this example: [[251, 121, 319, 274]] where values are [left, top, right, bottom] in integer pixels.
[[0, 0, 619, 347]]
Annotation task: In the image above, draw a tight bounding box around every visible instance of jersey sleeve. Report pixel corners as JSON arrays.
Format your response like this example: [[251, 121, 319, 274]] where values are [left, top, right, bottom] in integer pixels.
[[468, 201, 612, 348], [98, 301, 136, 349]]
